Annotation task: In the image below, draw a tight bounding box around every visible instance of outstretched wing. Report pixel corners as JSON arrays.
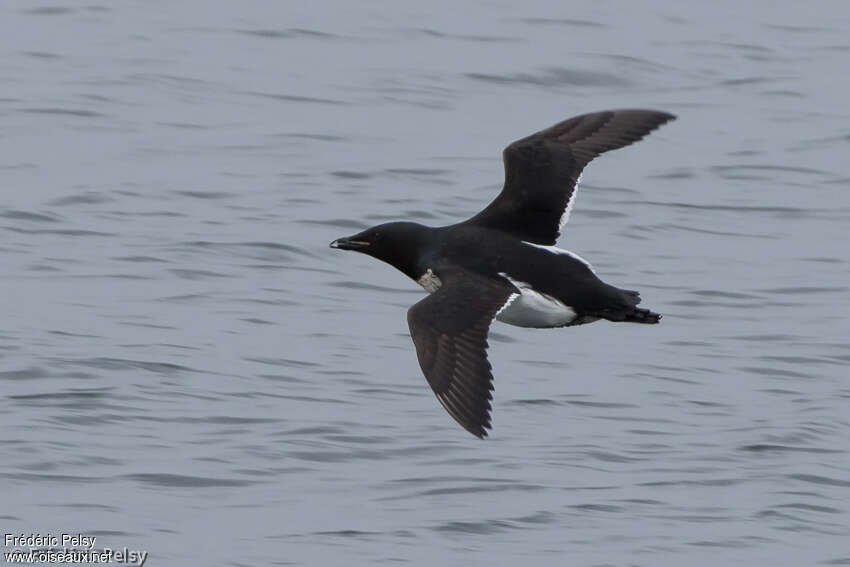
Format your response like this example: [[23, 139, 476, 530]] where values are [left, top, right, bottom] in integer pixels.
[[407, 267, 517, 438], [465, 109, 675, 245]]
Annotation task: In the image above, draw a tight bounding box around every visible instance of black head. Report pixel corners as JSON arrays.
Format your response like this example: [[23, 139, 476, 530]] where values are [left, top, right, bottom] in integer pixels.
[[330, 221, 432, 280]]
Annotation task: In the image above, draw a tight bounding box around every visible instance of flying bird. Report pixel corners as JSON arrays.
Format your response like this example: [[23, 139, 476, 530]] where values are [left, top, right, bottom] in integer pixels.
[[330, 109, 675, 438]]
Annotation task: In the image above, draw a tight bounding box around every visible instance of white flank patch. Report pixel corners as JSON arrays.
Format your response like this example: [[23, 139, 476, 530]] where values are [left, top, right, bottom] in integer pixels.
[[495, 273, 576, 328], [558, 173, 582, 229], [416, 268, 442, 293], [522, 241, 594, 273], [495, 292, 520, 317]]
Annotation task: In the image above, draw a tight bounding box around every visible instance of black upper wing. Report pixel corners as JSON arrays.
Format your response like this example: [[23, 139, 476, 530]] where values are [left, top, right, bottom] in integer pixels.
[[465, 109, 675, 245], [407, 267, 517, 438]]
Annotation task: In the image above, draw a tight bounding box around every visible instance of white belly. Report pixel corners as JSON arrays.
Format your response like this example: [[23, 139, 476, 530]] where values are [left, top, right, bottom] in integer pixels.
[[495, 275, 576, 328]]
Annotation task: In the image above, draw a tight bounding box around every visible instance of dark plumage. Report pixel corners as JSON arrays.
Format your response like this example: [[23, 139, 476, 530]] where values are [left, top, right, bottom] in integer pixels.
[[331, 109, 675, 438]]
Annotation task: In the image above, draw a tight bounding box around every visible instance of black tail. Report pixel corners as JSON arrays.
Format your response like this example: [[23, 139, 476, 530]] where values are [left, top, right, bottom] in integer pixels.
[[623, 307, 662, 324], [603, 288, 662, 324]]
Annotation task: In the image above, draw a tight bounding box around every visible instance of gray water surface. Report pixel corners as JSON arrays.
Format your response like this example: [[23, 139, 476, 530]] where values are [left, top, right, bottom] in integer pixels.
[[2, 2, 849, 566]]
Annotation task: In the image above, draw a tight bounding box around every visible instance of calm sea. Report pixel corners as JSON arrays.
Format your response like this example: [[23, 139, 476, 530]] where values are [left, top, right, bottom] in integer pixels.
[[2, 2, 849, 565]]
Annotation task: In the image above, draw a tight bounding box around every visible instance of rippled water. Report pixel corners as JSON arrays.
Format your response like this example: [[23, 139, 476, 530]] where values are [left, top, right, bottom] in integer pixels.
[[2, 2, 849, 565]]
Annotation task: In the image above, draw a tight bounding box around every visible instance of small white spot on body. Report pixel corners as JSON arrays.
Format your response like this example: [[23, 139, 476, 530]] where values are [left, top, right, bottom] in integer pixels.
[[521, 241, 594, 272], [495, 273, 576, 328], [417, 268, 442, 293]]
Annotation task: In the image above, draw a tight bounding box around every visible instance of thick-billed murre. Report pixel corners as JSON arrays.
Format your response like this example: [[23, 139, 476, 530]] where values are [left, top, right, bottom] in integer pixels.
[[330, 109, 675, 438]]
